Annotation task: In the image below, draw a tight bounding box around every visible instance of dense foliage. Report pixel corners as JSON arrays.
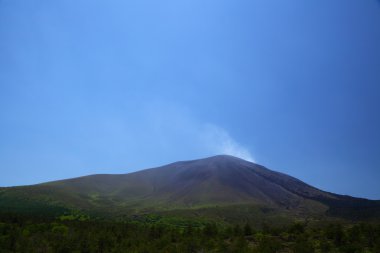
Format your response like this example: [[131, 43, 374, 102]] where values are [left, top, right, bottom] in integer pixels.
[[0, 213, 380, 253]]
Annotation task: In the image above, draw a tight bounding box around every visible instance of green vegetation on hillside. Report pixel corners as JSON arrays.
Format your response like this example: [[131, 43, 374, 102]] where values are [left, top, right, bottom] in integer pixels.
[[0, 212, 379, 253], [1, 156, 380, 252]]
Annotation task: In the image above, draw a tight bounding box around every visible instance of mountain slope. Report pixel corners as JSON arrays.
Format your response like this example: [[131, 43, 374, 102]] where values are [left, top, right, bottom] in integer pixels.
[[0, 155, 379, 220]]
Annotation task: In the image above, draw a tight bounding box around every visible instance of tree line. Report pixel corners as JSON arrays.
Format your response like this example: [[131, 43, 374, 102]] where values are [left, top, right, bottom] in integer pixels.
[[0, 213, 379, 253]]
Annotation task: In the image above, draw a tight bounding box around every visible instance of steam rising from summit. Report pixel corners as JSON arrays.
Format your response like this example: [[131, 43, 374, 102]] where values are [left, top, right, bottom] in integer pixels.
[[202, 124, 254, 162]]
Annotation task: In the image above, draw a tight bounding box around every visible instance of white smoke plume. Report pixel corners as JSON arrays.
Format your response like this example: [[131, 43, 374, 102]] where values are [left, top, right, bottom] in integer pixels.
[[201, 124, 255, 162]]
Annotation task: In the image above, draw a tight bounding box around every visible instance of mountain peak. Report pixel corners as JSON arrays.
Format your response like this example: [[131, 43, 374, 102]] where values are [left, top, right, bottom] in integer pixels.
[[200, 154, 250, 162], [1, 156, 379, 220], [176, 154, 254, 168]]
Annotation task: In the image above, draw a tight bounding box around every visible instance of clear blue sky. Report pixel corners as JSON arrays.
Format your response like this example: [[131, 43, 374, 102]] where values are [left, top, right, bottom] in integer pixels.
[[1, 0, 380, 199]]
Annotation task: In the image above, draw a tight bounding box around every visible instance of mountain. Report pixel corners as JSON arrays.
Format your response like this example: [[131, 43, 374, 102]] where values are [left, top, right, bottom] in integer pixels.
[[1, 155, 379, 222]]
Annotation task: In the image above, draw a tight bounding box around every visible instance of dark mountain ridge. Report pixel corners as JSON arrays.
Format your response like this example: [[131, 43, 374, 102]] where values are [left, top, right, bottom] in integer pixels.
[[0, 155, 379, 221]]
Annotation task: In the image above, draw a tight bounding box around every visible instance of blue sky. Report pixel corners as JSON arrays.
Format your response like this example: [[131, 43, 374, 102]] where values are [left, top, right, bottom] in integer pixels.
[[1, 0, 380, 199]]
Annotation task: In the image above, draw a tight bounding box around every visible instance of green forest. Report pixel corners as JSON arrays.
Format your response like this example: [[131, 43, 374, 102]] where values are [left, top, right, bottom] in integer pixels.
[[1, 212, 379, 253]]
